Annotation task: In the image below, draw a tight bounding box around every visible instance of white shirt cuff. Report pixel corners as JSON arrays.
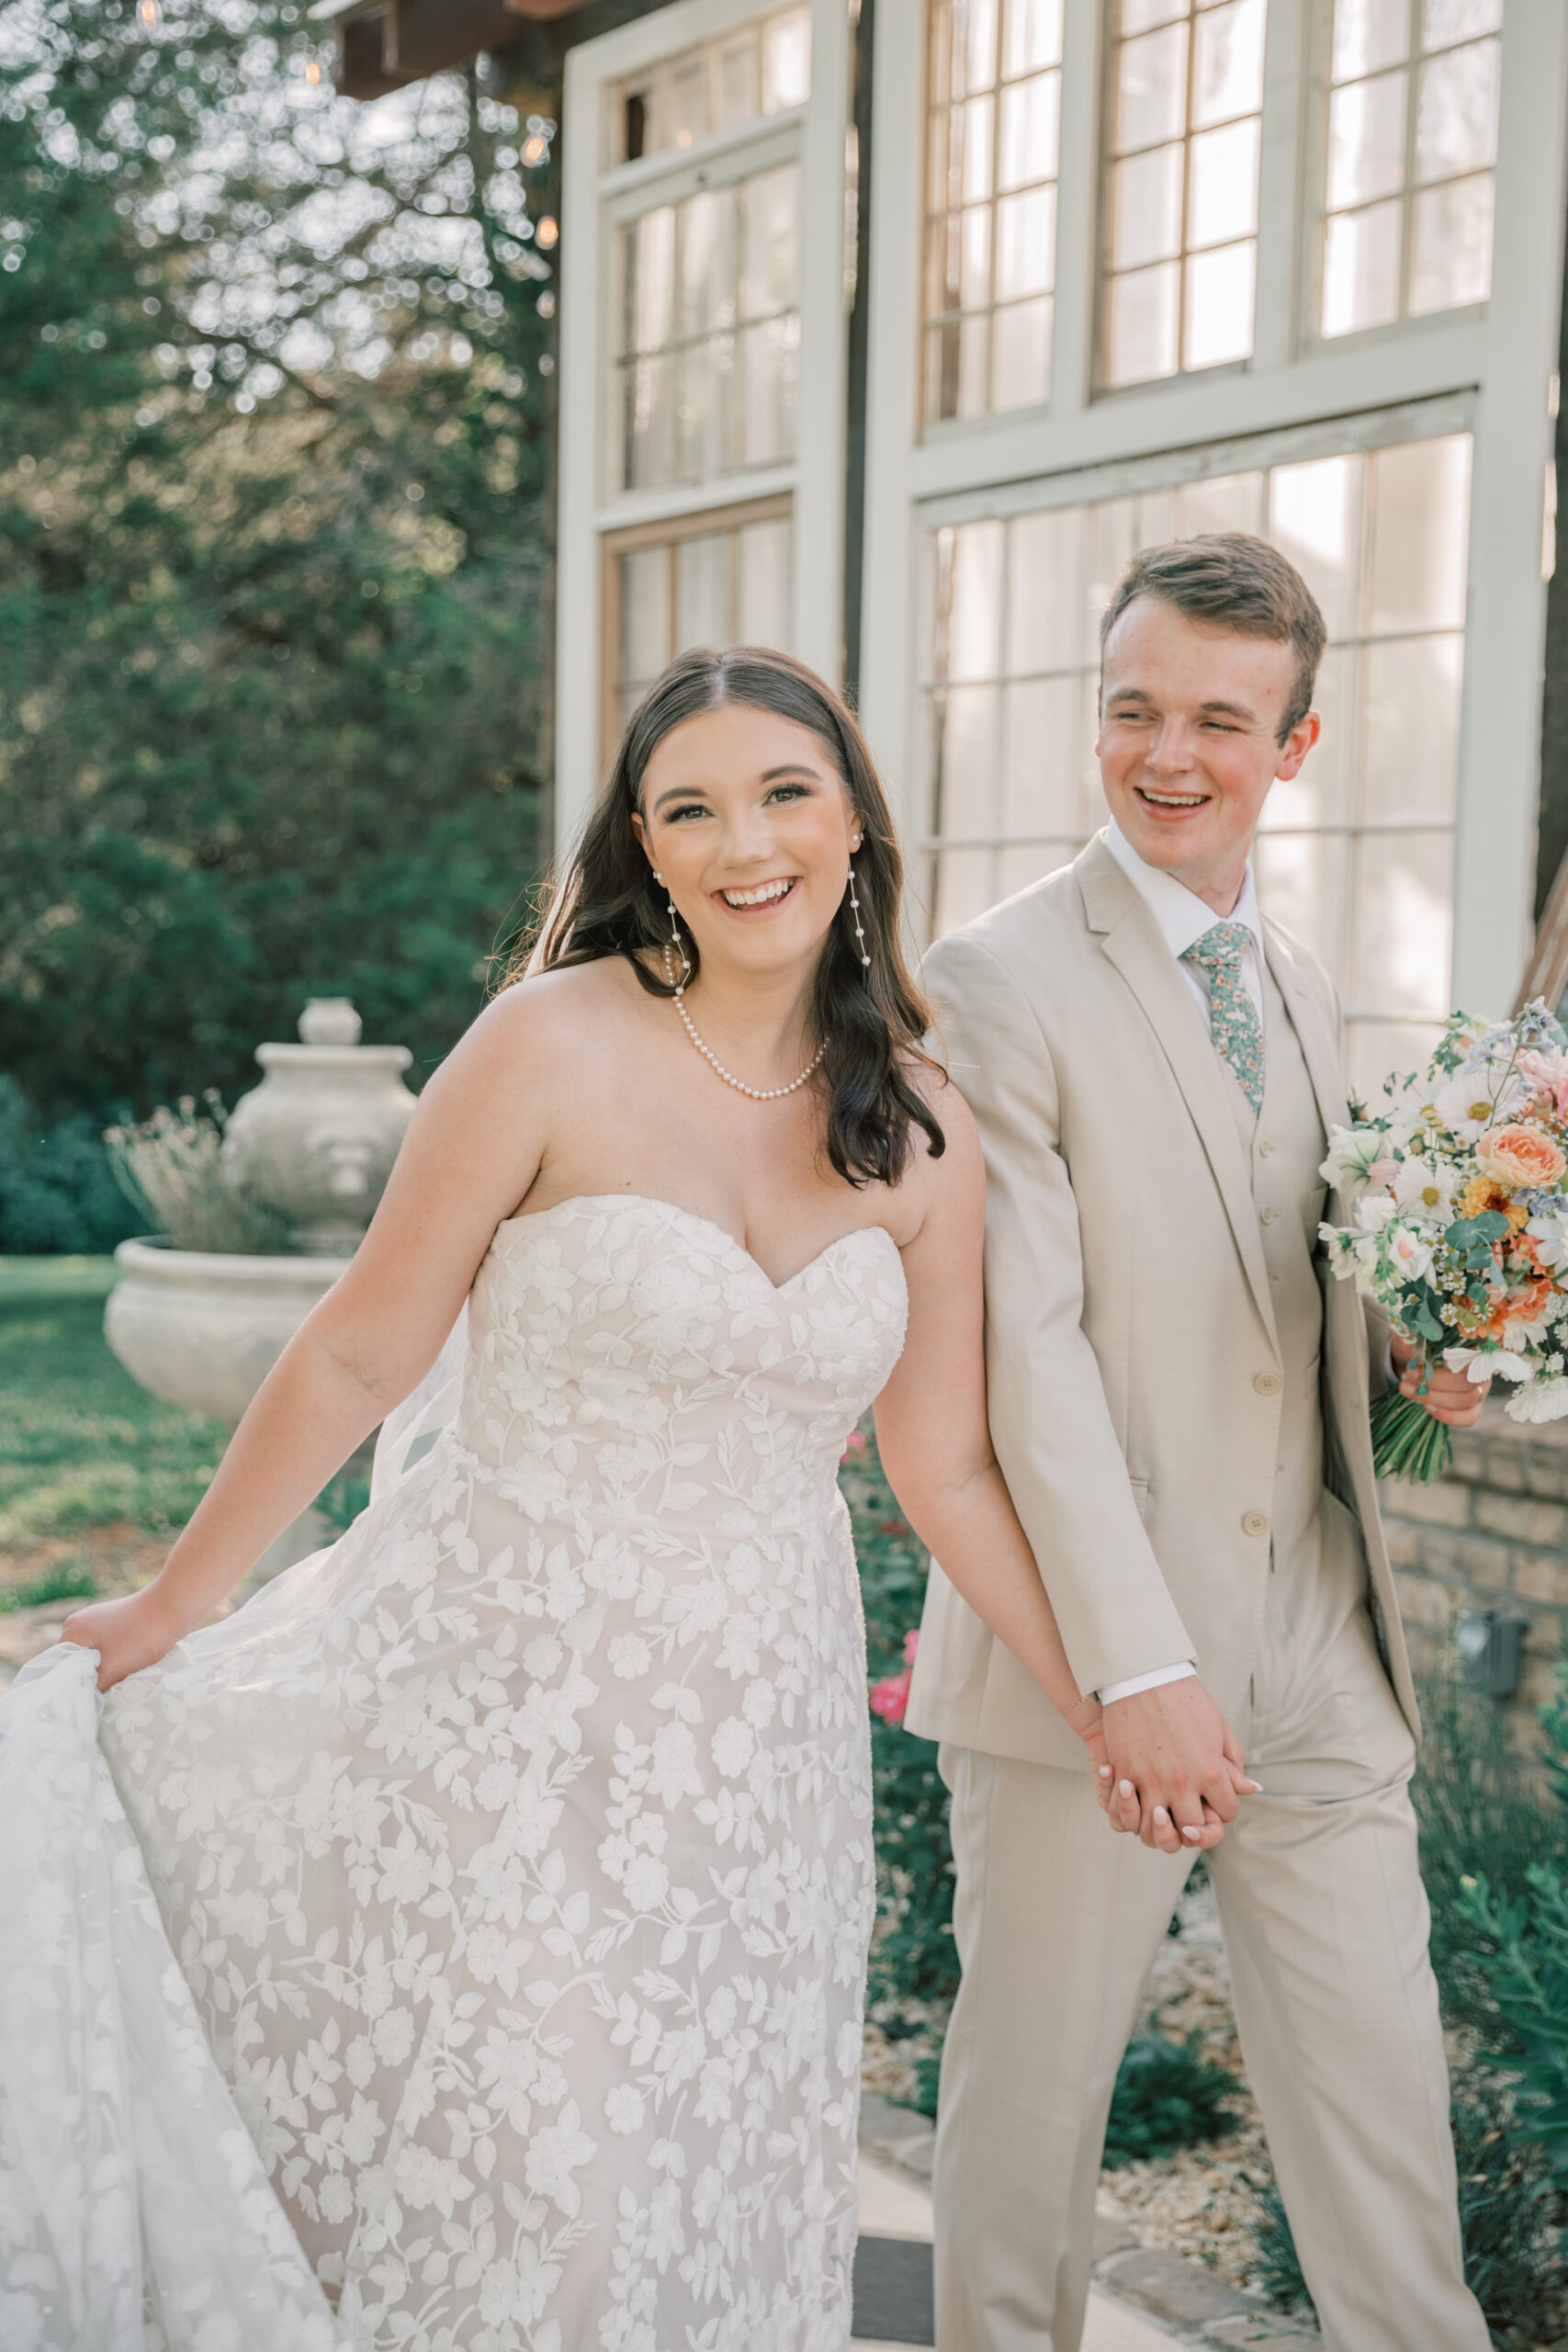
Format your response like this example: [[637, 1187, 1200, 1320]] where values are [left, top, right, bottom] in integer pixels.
[[1098, 1661, 1198, 1705]]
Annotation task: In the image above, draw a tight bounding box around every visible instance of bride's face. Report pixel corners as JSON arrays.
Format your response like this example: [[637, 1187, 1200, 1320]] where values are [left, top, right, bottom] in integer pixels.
[[632, 704, 861, 983]]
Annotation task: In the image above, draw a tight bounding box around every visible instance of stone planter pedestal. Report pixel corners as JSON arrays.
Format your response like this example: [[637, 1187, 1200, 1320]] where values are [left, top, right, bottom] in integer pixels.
[[105, 1238, 349, 1583]]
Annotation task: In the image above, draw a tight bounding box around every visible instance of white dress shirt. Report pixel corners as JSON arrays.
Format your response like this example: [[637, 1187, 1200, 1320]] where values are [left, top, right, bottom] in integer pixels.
[[1094, 822, 1264, 1705]]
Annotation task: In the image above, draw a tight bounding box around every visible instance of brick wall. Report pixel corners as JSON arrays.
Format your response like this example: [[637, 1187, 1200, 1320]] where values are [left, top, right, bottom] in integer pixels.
[[1380, 1396, 1568, 1730]]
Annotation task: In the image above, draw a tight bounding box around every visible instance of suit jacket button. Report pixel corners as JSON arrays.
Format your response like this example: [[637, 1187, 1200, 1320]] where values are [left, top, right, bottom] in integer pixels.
[[1243, 1510, 1269, 1537], [1254, 1372, 1281, 1395], [1259, 1204, 1276, 1225]]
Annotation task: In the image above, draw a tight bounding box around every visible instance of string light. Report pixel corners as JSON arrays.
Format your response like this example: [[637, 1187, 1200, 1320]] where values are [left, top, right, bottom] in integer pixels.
[[304, 57, 321, 85], [536, 217, 558, 250], [521, 132, 547, 166], [137, 0, 161, 25]]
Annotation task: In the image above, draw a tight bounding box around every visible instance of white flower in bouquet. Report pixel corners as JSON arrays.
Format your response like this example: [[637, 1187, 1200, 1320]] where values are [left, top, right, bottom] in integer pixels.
[[1385, 1226, 1436, 1283], [1443, 1344, 1530, 1383], [1430, 1067, 1526, 1142], [1321, 1125, 1388, 1191], [1355, 1193, 1398, 1236], [1391, 1157, 1461, 1221], [1527, 1210, 1568, 1272], [1506, 1375, 1568, 1424]]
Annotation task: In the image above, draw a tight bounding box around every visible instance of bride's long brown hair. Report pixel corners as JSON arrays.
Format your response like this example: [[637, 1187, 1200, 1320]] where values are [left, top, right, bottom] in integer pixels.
[[507, 645, 945, 1190]]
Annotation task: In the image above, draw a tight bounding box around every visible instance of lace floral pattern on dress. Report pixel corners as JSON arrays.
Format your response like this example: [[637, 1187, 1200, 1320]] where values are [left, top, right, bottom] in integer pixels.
[[6, 1196, 907, 2352]]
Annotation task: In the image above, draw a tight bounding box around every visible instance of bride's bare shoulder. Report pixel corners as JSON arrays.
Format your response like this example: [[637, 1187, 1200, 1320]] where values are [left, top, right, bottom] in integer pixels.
[[465, 956, 649, 1060]]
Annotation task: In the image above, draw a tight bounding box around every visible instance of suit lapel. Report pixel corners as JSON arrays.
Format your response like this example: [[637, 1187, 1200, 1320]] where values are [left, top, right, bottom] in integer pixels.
[[1261, 920, 1349, 1142], [1077, 840, 1280, 1352]]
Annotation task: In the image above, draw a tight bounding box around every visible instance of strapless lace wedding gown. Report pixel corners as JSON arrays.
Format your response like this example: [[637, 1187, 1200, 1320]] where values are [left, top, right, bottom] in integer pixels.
[[0, 1194, 908, 2352]]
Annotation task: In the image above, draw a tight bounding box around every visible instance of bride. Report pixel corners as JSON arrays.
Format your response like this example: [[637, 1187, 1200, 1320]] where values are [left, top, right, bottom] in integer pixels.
[[1, 648, 1217, 2352]]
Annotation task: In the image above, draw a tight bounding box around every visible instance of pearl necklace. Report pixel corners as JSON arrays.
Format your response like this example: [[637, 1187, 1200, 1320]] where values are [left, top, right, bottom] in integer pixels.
[[662, 947, 828, 1102]]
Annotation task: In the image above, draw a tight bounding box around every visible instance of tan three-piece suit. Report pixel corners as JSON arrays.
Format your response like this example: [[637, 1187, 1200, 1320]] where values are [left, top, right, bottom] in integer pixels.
[[906, 835, 1487, 2352]]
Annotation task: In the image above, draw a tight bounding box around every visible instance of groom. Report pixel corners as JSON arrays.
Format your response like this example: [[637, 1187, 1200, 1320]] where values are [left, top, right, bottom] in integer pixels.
[[906, 534, 1490, 2351]]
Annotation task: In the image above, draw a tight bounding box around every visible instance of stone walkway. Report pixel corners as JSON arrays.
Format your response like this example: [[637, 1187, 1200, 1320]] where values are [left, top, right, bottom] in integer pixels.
[[856, 2096, 1317, 2350]]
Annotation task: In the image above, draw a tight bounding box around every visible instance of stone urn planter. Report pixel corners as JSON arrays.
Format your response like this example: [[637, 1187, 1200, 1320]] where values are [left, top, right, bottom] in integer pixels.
[[105, 1239, 351, 1582], [221, 998, 417, 1256]]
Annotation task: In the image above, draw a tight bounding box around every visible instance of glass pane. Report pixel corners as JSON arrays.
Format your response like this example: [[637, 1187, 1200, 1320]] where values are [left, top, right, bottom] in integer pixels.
[[761, 6, 811, 111], [998, 69, 1060, 191], [958, 311, 990, 413], [626, 208, 675, 355], [1350, 830, 1453, 1019], [1192, 0, 1266, 130], [1116, 24, 1190, 153], [1182, 238, 1256, 368], [935, 686, 1000, 832], [1360, 635, 1462, 824], [961, 202, 994, 309], [958, 92, 997, 204], [1421, 0, 1501, 45], [934, 845, 995, 935], [1003, 0, 1065, 77], [991, 295, 1052, 408], [677, 190, 733, 340], [996, 184, 1056, 298], [1082, 499, 1141, 662], [739, 166, 798, 320], [999, 842, 1071, 898], [1321, 199, 1403, 336], [946, 519, 1006, 680], [1173, 469, 1264, 536], [1121, 0, 1188, 35], [1002, 676, 1084, 834], [926, 213, 964, 319], [924, 320, 963, 422], [714, 30, 761, 130], [1367, 435, 1472, 633], [620, 547, 670, 686], [953, 0, 999, 96], [1111, 143, 1184, 269], [1105, 258, 1179, 385], [1187, 117, 1260, 249], [1327, 72, 1408, 210], [667, 53, 707, 150], [1007, 503, 1089, 675], [739, 314, 798, 466], [675, 337, 730, 482], [1415, 40, 1500, 182], [624, 353, 673, 489], [1269, 452, 1364, 639], [736, 518, 792, 648], [1333, 0, 1410, 79], [676, 532, 733, 650], [1253, 831, 1354, 1001], [1408, 172, 1494, 312]]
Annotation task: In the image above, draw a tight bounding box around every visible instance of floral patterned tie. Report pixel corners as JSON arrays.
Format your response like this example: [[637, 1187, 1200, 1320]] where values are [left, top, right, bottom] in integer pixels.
[[1182, 922, 1264, 1114]]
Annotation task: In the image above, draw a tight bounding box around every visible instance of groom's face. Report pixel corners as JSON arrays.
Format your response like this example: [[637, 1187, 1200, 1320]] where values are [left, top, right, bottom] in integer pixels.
[[1096, 595, 1319, 909]]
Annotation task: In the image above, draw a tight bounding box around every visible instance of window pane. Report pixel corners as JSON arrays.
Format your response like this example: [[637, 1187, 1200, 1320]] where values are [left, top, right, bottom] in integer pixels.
[[676, 532, 732, 649], [1001, 676, 1086, 835], [715, 31, 761, 130], [624, 354, 673, 489], [935, 687, 1001, 833], [1360, 636, 1462, 823], [1333, 0, 1411, 78], [611, 5, 809, 164], [1408, 172, 1494, 312], [1188, 117, 1261, 248], [1003, 0, 1065, 76], [1191, 0, 1266, 130], [739, 166, 798, 319], [1112, 144, 1184, 268], [1117, 23, 1190, 151], [1321, 200, 1403, 336], [955, 93, 997, 204], [626, 208, 675, 354], [1007, 503, 1089, 673], [1262, 640, 1358, 827], [1269, 452, 1364, 639], [1415, 40, 1499, 180], [761, 6, 811, 111], [621, 547, 670, 686], [1327, 72, 1408, 209], [1173, 469, 1264, 536], [736, 518, 792, 647], [992, 295, 1053, 407], [999, 842, 1070, 898], [677, 191, 732, 340], [1253, 831, 1355, 999], [998, 71, 1061, 190], [1105, 259, 1180, 384], [1182, 239, 1256, 368], [949, 0, 999, 96], [1421, 0, 1501, 44], [996, 184, 1056, 297], [945, 520, 1006, 680], [1367, 434, 1471, 632], [739, 314, 798, 466], [1349, 830, 1453, 1019], [934, 845, 996, 934]]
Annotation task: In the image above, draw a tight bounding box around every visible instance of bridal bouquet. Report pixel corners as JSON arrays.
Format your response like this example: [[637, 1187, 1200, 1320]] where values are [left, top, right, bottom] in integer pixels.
[[1320, 1001, 1568, 1482]]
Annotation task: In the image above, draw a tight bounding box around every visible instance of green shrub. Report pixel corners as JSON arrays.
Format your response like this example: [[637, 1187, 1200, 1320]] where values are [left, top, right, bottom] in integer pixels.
[[1101, 2029, 1238, 2167], [0, 1560, 96, 1613], [0, 1080, 141, 1256]]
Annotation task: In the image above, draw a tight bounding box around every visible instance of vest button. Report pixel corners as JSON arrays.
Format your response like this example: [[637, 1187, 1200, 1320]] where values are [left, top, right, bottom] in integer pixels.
[[1254, 1372, 1282, 1396], [1259, 1139, 1273, 1157], [1259, 1204, 1276, 1224], [1243, 1510, 1270, 1538]]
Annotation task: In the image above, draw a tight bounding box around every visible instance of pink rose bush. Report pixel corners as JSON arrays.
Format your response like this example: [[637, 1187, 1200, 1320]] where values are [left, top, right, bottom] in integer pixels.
[[1321, 1002, 1568, 1477], [869, 1629, 919, 1726]]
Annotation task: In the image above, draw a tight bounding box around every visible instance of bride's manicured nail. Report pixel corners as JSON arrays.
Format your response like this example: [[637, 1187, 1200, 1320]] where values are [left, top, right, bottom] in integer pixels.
[[1118, 1780, 1136, 1801], [1098, 1764, 1111, 1778], [1181, 1824, 1201, 1842], [1153, 1805, 1169, 1825], [1242, 1779, 1262, 1792]]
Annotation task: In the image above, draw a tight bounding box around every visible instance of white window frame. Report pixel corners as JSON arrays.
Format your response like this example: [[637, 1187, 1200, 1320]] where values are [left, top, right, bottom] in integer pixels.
[[556, 0, 852, 856], [860, 0, 1568, 1013]]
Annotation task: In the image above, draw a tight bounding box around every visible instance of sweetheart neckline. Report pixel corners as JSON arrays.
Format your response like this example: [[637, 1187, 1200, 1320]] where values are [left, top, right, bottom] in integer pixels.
[[494, 1192, 904, 1297]]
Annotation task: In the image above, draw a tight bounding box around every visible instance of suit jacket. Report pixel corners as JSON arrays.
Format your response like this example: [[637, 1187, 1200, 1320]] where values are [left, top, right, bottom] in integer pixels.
[[903, 834, 1415, 1774]]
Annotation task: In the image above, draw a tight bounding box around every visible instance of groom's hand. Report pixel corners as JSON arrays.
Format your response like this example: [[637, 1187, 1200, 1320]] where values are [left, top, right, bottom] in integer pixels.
[[1101, 1678, 1255, 1851], [1391, 1333, 1490, 1428]]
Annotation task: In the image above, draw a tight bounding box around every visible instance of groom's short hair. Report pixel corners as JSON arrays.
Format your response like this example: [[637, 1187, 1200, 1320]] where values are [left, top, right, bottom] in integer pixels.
[[1100, 533, 1327, 743]]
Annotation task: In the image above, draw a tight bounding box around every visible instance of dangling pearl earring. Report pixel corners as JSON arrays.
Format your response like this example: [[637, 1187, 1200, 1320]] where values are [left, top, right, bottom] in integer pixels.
[[848, 849, 871, 971], [655, 871, 690, 982]]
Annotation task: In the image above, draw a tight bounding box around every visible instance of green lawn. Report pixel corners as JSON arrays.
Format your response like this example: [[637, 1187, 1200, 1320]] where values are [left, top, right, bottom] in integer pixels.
[[0, 1256, 224, 1577]]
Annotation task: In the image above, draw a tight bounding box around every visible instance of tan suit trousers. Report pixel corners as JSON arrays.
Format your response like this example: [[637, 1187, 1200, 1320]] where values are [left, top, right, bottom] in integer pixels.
[[933, 1502, 1487, 2352]]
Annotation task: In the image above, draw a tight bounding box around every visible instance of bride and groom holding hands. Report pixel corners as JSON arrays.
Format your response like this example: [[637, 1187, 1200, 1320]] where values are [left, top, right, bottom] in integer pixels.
[[3, 530, 1487, 2351]]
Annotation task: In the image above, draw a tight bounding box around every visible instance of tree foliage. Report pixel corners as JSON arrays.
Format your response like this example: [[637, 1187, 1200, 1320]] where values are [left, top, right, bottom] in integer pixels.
[[0, 0, 558, 1114]]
